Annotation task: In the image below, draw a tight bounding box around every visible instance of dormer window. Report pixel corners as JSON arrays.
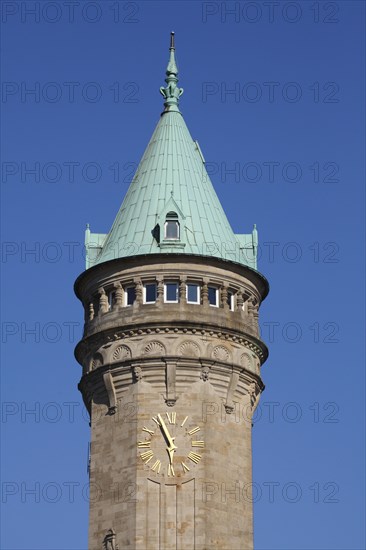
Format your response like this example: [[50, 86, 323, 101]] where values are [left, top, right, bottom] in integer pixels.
[[164, 212, 180, 240]]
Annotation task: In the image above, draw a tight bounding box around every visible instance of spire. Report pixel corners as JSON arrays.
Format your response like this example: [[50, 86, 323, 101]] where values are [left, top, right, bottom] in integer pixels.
[[159, 31, 184, 113], [85, 35, 258, 271]]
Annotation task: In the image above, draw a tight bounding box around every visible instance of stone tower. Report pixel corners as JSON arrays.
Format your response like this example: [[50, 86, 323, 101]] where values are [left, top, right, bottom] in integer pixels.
[[74, 33, 269, 550]]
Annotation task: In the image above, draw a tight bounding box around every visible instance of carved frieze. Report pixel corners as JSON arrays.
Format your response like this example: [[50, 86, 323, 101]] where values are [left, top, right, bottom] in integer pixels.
[[112, 345, 131, 362], [212, 345, 231, 362], [143, 341, 166, 356], [178, 340, 200, 357]]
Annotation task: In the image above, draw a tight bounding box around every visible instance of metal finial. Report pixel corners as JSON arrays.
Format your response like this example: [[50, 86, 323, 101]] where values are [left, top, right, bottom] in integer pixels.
[[159, 32, 184, 113]]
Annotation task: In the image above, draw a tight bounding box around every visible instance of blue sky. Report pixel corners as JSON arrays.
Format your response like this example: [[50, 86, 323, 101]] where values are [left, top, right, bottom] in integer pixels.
[[1, 1, 365, 549]]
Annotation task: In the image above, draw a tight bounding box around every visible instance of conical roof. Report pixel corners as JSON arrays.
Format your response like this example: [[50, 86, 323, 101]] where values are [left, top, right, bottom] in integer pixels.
[[86, 33, 257, 270]]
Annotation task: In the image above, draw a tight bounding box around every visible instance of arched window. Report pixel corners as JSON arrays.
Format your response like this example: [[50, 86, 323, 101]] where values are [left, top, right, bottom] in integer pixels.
[[164, 211, 180, 240]]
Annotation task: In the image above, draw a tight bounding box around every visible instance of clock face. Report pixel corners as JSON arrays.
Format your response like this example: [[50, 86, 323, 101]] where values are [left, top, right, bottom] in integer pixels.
[[137, 412, 204, 478]]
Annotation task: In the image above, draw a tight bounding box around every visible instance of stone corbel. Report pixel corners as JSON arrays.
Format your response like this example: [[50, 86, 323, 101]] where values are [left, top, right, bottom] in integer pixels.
[[165, 361, 177, 406], [248, 381, 261, 412], [102, 371, 117, 415], [103, 529, 119, 550], [225, 371, 239, 414]]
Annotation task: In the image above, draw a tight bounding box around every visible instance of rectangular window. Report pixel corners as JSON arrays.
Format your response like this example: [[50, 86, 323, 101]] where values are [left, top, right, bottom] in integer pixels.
[[186, 283, 200, 304], [143, 283, 157, 304], [108, 291, 116, 311], [208, 286, 218, 307], [124, 286, 136, 306], [164, 282, 179, 303], [165, 220, 180, 240], [227, 290, 234, 311]]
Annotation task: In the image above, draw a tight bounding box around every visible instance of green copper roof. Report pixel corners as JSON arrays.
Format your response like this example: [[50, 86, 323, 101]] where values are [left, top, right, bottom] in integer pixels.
[[86, 33, 258, 271]]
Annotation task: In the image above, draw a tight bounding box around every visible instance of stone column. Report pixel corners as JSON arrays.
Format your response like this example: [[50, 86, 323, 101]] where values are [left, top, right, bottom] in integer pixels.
[[179, 276, 187, 304], [202, 279, 209, 307], [157, 277, 164, 306], [134, 278, 143, 307], [114, 282, 123, 307], [98, 288, 108, 314], [221, 284, 229, 311]]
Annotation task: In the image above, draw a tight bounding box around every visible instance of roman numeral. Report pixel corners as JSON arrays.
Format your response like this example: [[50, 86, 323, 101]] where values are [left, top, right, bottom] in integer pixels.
[[142, 426, 155, 435], [167, 464, 175, 477], [140, 450, 154, 463], [166, 412, 176, 424], [180, 416, 188, 427], [152, 416, 161, 426], [188, 426, 200, 435], [191, 440, 204, 447], [181, 461, 190, 472], [151, 459, 161, 473], [187, 452, 201, 464], [137, 440, 151, 448]]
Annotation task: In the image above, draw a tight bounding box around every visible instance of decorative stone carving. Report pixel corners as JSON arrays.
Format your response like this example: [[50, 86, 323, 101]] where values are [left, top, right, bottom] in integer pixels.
[[132, 365, 143, 381], [178, 340, 200, 357], [143, 341, 165, 356], [112, 345, 131, 362], [212, 345, 230, 362], [241, 352, 254, 372], [91, 353, 103, 370], [201, 366, 210, 381], [103, 528, 119, 550]]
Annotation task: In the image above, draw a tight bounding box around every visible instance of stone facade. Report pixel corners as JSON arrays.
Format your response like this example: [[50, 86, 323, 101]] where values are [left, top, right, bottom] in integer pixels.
[[75, 253, 268, 550]]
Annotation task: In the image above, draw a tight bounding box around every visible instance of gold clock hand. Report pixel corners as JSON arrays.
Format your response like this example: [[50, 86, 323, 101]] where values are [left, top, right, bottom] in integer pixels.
[[157, 414, 176, 446], [157, 414, 177, 465], [167, 446, 176, 466]]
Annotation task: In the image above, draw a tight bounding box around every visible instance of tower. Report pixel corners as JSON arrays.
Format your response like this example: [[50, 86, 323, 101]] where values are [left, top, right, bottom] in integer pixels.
[[74, 33, 269, 550]]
